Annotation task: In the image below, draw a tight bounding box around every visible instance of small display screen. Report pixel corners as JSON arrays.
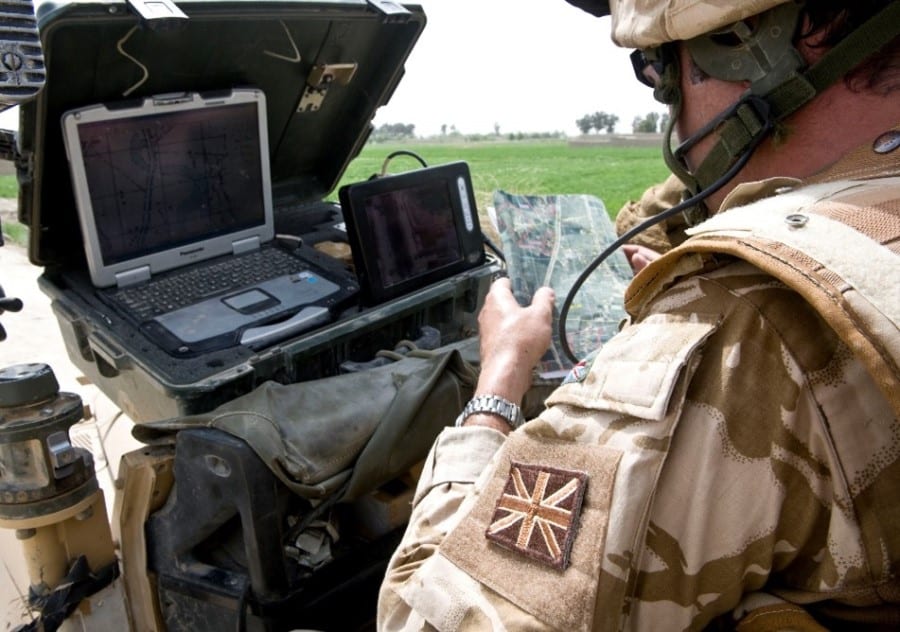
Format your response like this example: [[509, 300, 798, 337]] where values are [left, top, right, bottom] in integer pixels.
[[340, 161, 484, 304], [362, 180, 463, 288]]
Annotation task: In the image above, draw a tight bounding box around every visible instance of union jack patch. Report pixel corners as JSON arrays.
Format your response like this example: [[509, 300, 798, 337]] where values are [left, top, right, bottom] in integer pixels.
[[485, 461, 588, 570]]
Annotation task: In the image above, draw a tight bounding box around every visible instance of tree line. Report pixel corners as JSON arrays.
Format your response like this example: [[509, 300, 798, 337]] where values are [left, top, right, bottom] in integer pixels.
[[369, 122, 565, 143], [368, 110, 670, 142], [576, 111, 669, 134]]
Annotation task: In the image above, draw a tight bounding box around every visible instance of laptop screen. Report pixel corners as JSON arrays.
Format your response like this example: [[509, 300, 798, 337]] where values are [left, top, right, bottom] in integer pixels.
[[62, 89, 274, 287], [78, 102, 264, 265]]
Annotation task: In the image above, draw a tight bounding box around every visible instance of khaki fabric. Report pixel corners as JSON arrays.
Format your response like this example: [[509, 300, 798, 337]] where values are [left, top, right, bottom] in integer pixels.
[[735, 602, 828, 632], [380, 313, 717, 631], [378, 127, 900, 630], [563, 0, 790, 47], [608, 0, 787, 48], [680, 179, 900, 415]]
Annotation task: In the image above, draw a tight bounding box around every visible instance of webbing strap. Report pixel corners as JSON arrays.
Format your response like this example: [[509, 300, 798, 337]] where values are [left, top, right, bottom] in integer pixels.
[[805, 1, 900, 98], [693, 100, 770, 191]]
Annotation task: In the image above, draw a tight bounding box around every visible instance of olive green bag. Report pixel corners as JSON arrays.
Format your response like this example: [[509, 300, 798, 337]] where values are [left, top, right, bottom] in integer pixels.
[[133, 338, 479, 501]]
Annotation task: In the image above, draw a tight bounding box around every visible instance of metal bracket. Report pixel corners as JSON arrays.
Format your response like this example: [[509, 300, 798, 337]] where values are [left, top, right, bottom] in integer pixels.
[[125, 0, 188, 31], [297, 63, 358, 113]]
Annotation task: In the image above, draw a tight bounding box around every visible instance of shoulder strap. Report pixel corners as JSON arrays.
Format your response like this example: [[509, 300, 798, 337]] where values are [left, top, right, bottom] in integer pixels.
[[626, 178, 900, 417]]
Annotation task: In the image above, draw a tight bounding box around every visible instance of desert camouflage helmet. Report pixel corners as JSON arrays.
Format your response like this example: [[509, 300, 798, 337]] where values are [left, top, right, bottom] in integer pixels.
[[566, 0, 792, 48]]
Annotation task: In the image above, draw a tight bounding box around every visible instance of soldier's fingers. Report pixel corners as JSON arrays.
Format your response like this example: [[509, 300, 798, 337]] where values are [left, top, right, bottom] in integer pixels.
[[531, 286, 556, 312], [491, 276, 511, 292], [486, 277, 520, 310]]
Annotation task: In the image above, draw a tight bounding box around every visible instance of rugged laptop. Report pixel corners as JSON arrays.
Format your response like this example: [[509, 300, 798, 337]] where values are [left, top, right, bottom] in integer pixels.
[[18, 0, 501, 428], [62, 88, 356, 355]]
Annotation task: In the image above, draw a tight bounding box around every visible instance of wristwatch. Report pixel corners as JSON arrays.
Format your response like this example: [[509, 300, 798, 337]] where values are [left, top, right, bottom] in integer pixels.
[[454, 394, 525, 430]]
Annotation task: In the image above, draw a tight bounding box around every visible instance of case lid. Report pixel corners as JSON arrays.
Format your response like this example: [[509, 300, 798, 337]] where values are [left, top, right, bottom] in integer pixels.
[[18, 0, 425, 266]]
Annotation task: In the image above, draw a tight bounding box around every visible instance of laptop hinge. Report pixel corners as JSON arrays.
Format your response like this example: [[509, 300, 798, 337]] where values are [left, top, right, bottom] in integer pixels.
[[232, 236, 260, 255], [116, 266, 151, 288], [367, 0, 412, 21]]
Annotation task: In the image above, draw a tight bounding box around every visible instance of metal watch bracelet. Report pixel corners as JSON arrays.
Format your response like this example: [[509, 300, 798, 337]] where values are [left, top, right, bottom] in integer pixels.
[[454, 394, 525, 430]]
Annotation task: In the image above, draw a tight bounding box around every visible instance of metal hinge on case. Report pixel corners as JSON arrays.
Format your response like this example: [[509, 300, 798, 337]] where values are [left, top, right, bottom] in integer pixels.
[[125, 0, 188, 31], [367, 0, 412, 21], [297, 63, 358, 113]]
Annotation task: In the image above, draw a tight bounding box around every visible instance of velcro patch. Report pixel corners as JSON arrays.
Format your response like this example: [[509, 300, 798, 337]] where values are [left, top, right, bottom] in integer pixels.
[[485, 461, 588, 570]]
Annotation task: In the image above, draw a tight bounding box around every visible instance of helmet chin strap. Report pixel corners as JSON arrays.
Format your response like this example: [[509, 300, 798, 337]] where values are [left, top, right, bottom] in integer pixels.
[[660, 0, 900, 225], [665, 92, 777, 224]]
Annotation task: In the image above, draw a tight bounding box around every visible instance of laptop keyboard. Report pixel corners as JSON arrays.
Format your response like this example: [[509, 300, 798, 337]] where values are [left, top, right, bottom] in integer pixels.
[[110, 248, 313, 321]]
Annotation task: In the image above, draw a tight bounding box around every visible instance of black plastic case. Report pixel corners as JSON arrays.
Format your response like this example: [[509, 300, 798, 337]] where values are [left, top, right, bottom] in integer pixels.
[[18, 0, 497, 422]]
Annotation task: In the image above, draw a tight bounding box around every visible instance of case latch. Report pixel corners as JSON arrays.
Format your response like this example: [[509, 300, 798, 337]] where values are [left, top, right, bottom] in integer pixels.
[[367, 0, 412, 21], [297, 63, 358, 113], [125, 0, 188, 31]]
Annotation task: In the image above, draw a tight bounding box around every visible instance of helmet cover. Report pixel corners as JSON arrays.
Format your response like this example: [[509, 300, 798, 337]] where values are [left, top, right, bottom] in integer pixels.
[[565, 0, 791, 48]]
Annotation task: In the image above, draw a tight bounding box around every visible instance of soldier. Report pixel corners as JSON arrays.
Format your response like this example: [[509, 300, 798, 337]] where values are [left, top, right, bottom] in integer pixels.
[[379, 0, 900, 629]]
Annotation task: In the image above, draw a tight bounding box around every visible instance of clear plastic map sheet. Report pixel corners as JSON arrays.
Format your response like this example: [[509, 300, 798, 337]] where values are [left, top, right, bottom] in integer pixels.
[[492, 190, 632, 378]]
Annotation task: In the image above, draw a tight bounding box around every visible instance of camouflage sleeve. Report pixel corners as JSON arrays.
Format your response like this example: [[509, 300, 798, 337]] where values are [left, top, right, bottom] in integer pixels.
[[378, 425, 507, 629], [614, 172, 688, 253], [625, 260, 898, 629]]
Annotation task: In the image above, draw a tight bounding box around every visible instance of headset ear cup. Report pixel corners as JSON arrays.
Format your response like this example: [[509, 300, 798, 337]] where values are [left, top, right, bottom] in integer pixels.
[[685, 3, 803, 84]]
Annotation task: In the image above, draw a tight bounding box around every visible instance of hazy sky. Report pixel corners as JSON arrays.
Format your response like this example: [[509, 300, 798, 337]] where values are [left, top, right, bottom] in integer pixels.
[[0, 105, 14, 130], [0, 1, 663, 136], [372, 0, 663, 137]]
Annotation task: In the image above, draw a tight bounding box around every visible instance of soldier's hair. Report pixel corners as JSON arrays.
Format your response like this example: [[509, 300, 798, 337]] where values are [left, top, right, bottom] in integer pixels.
[[800, 0, 900, 95]]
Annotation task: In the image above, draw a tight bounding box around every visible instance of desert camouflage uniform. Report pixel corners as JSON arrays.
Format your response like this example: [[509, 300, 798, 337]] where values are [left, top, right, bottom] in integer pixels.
[[378, 126, 900, 631]]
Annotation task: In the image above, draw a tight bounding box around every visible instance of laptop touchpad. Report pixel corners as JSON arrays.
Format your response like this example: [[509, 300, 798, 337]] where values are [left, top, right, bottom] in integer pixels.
[[223, 289, 279, 314]]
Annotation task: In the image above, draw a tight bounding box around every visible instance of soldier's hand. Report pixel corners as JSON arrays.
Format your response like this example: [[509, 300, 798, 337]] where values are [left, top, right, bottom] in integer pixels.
[[475, 277, 555, 407], [623, 244, 661, 274]]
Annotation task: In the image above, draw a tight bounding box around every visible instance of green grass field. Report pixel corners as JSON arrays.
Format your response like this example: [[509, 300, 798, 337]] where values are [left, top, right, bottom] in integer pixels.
[[332, 140, 670, 222], [0, 177, 15, 199], [1, 139, 670, 247]]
